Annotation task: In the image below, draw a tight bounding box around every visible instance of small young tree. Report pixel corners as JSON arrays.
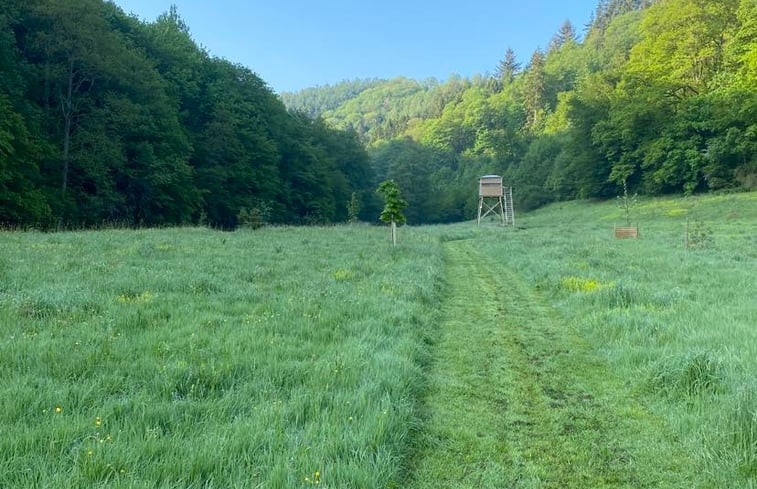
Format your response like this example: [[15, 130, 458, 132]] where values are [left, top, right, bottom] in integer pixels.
[[237, 201, 271, 230], [347, 192, 361, 224], [616, 178, 638, 226], [376, 180, 407, 246]]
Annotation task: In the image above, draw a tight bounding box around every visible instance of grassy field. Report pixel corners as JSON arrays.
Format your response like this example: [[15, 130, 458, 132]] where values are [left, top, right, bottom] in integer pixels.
[[405, 239, 699, 488], [467, 191, 757, 487], [0, 226, 443, 487], [1, 191, 755, 488]]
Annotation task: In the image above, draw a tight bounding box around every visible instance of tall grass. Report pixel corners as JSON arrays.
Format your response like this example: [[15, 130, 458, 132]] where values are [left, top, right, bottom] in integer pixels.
[[2, 192, 754, 487], [0, 225, 443, 488], [467, 191, 757, 487]]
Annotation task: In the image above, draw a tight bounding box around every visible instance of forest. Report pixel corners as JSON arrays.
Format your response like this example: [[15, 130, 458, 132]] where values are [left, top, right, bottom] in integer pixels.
[[284, 0, 757, 222], [1, 0, 756, 228], [0, 0, 374, 228]]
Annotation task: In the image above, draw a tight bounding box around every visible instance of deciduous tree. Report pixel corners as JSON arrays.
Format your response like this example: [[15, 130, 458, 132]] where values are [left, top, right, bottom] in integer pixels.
[[376, 179, 407, 246]]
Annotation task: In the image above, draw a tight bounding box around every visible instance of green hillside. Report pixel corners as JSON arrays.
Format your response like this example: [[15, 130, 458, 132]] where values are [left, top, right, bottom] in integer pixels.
[[2, 0, 755, 229], [279, 79, 386, 119], [284, 0, 757, 223], [0, 1, 374, 229]]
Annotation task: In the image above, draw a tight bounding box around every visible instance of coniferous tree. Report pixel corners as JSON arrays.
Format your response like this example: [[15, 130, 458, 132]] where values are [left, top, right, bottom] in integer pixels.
[[495, 47, 521, 86], [522, 49, 547, 130], [550, 20, 578, 51]]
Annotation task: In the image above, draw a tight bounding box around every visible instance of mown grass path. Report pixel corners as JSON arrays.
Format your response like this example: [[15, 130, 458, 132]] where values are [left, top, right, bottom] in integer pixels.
[[406, 239, 697, 488]]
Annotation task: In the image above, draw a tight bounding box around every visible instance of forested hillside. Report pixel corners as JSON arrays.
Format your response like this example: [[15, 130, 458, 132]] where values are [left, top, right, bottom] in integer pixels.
[[0, 0, 374, 228], [284, 0, 757, 223], [279, 79, 385, 119], [1, 0, 755, 228]]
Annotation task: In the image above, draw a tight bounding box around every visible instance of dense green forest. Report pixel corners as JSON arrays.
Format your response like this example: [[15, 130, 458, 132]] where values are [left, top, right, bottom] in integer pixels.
[[284, 0, 757, 222], [1, 0, 755, 228], [0, 0, 374, 228]]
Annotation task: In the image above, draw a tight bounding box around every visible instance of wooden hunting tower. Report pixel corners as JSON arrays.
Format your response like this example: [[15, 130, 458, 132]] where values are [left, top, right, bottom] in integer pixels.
[[477, 175, 514, 226]]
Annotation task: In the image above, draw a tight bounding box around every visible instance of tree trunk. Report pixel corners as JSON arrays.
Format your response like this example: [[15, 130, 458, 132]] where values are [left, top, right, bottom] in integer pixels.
[[61, 56, 75, 196], [43, 61, 51, 115], [62, 110, 71, 196], [391, 220, 397, 246]]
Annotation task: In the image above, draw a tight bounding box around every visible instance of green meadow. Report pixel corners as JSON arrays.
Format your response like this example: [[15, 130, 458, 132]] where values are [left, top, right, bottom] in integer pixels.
[[1, 191, 755, 488], [467, 191, 757, 488], [0, 226, 443, 487]]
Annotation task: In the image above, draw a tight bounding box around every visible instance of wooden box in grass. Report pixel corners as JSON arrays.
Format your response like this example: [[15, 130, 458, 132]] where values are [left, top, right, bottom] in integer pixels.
[[614, 225, 639, 239]]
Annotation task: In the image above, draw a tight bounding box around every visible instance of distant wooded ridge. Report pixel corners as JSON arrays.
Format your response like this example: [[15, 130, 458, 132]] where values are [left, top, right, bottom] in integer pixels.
[[1, 0, 755, 228], [283, 0, 756, 221]]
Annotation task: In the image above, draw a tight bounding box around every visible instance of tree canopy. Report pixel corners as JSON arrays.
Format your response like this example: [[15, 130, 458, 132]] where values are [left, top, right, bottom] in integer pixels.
[[283, 0, 755, 223], [0, 0, 373, 228], [2, 0, 754, 228]]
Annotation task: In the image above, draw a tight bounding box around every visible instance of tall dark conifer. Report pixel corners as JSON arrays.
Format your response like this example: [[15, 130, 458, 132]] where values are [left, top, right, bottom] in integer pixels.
[[495, 47, 521, 86]]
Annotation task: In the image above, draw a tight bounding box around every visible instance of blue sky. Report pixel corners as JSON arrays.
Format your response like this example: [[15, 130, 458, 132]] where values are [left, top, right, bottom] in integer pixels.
[[112, 0, 599, 93]]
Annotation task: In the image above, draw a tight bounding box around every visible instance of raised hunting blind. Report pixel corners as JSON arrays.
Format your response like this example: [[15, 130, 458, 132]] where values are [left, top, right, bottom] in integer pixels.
[[477, 175, 514, 226]]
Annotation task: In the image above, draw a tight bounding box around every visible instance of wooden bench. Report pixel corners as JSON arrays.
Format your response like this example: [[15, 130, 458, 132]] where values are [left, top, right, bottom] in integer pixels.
[[614, 226, 639, 239]]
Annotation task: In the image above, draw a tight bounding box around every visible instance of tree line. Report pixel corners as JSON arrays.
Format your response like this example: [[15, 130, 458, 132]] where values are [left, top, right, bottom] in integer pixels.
[[0, 0, 375, 228], [284, 0, 756, 223], [2, 0, 754, 229]]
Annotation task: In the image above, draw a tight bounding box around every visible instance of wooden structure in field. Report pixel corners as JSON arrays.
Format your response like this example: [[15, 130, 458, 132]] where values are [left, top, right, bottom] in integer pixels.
[[614, 225, 639, 239], [477, 175, 514, 226]]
